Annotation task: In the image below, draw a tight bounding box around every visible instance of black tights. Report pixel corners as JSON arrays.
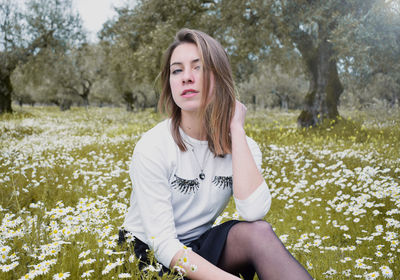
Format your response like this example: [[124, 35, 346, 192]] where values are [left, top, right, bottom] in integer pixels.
[[218, 221, 313, 280]]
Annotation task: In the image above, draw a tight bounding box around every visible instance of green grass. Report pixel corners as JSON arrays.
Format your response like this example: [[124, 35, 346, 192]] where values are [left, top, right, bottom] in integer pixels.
[[0, 106, 399, 279]]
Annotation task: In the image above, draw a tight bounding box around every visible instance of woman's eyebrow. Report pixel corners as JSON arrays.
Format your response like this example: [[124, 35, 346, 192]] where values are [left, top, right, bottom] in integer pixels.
[[170, 58, 200, 68]]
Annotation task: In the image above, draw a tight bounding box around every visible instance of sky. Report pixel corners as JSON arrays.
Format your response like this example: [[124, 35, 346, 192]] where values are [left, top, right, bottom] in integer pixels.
[[73, 0, 129, 42]]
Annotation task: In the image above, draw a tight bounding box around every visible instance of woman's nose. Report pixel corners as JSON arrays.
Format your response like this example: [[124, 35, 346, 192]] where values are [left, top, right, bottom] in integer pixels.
[[182, 69, 194, 84]]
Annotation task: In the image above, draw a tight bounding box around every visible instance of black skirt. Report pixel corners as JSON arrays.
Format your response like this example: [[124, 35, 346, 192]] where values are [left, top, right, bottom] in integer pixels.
[[119, 220, 241, 275]]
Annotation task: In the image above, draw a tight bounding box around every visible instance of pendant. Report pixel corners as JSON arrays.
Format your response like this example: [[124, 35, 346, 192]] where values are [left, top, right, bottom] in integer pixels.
[[199, 172, 205, 180]]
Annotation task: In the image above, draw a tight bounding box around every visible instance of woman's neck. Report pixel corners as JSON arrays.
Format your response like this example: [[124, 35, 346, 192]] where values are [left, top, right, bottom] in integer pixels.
[[180, 111, 207, 141]]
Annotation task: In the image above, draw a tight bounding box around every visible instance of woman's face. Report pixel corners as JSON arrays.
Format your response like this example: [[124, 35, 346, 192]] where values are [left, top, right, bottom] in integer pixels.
[[169, 43, 206, 113]]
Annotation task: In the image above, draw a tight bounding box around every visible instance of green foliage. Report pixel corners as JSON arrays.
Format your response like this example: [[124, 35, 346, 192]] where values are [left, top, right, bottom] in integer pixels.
[[1, 0, 86, 113], [94, 0, 400, 113], [335, 0, 400, 108], [237, 62, 308, 110], [25, 0, 85, 50], [4, 0, 400, 112], [97, 0, 218, 110]]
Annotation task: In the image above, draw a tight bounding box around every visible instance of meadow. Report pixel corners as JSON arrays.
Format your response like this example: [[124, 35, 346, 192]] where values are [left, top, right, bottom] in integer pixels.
[[0, 106, 399, 280]]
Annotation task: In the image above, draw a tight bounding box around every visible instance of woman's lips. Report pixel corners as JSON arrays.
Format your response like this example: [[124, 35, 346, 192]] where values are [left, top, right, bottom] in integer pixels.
[[181, 89, 199, 97]]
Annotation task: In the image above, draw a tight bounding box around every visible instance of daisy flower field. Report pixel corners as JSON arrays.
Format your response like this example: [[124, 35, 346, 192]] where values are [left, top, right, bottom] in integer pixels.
[[0, 106, 399, 279]]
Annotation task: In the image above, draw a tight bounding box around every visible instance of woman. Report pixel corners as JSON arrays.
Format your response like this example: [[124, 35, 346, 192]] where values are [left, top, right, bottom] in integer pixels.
[[120, 28, 313, 280]]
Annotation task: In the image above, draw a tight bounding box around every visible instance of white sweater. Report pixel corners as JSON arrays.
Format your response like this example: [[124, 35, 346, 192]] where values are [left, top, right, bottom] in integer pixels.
[[122, 119, 271, 268]]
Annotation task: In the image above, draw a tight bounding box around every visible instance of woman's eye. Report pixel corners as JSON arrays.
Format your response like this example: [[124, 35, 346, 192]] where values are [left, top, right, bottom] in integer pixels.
[[171, 69, 182, 75], [194, 65, 201, 70]]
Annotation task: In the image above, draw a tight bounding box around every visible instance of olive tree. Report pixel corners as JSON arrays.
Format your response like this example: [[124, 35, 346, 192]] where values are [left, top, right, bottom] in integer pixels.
[[0, 0, 84, 113], [219, 0, 399, 126]]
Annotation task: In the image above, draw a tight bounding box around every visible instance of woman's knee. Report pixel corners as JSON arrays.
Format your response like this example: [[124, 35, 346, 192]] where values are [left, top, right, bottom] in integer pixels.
[[229, 220, 275, 245], [247, 220, 277, 246]]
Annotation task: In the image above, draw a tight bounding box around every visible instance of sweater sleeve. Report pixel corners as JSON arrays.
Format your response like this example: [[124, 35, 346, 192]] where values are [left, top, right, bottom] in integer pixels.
[[234, 137, 272, 221], [130, 144, 184, 268]]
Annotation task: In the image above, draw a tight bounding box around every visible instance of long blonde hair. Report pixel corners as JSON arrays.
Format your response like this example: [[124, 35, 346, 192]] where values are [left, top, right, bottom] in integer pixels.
[[158, 28, 235, 156]]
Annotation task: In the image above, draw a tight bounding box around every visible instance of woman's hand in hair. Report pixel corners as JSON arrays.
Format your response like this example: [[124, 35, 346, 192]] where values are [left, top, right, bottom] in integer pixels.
[[230, 100, 247, 134]]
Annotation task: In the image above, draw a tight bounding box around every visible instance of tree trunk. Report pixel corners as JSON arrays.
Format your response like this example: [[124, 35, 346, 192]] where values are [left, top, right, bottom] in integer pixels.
[[0, 74, 13, 114], [81, 80, 91, 108], [281, 95, 288, 111], [60, 99, 72, 111], [297, 40, 343, 127], [123, 91, 136, 112], [126, 102, 133, 112], [252, 95, 257, 110], [137, 90, 147, 109], [81, 92, 89, 108], [272, 90, 289, 111]]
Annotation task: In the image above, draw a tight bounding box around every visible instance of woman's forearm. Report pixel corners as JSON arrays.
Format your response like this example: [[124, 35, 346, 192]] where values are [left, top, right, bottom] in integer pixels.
[[231, 125, 264, 199], [170, 249, 240, 280]]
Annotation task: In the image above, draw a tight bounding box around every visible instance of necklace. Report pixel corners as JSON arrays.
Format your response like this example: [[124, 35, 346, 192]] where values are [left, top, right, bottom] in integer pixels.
[[190, 146, 211, 180], [183, 136, 211, 180]]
